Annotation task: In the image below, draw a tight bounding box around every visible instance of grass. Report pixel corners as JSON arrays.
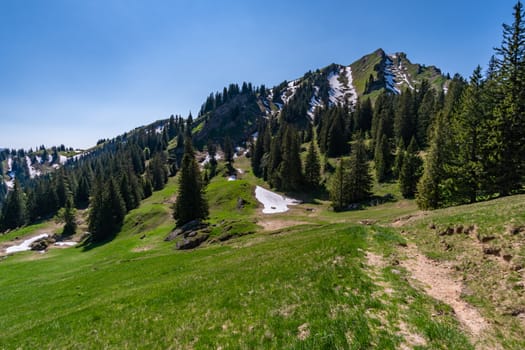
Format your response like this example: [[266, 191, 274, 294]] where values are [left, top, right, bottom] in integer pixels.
[[0, 220, 473, 349], [398, 194, 525, 349], [1, 156, 523, 348]]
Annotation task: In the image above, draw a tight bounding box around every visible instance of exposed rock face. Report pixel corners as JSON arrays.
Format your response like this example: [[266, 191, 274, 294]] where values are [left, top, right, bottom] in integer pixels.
[[165, 220, 208, 242], [30, 236, 55, 251], [176, 233, 210, 250]]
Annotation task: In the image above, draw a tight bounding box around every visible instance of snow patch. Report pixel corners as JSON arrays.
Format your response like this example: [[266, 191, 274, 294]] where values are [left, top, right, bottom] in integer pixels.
[[255, 186, 300, 214], [59, 155, 68, 164], [327, 66, 357, 108], [280, 80, 299, 104], [5, 234, 48, 254], [55, 241, 77, 247], [7, 157, 12, 172], [384, 57, 401, 94], [25, 156, 41, 179], [307, 86, 323, 120], [386, 55, 415, 91], [227, 175, 237, 181]]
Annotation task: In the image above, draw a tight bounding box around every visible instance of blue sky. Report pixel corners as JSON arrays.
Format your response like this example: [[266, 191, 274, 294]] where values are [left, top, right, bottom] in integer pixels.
[[0, 0, 518, 149]]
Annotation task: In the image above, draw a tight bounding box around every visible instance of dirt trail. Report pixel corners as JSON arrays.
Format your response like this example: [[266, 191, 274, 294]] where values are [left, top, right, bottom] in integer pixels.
[[401, 244, 489, 337]]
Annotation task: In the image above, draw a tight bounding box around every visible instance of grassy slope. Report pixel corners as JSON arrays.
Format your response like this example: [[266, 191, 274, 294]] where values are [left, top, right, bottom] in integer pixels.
[[399, 195, 525, 349], [0, 157, 523, 348]]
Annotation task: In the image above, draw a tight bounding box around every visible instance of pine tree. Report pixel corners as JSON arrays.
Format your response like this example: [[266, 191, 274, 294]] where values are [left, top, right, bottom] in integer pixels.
[[0, 180, 27, 231], [416, 112, 451, 209], [223, 136, 234, 164], [329, 159, 349, 212], [452, 66, 487, 203], [88, 178, 126, 243], [327, 107, 349, 157], [304, 139, 321, 188], [173, 138, 209, 227], [251, 123, 266, 177], [399, 137, 422, 198], [374, 134, 391, 182], [347, 135, 372, 203], [278, 126, 303, 191], [57, 196, 77, 236], [394, 88, 416, 145], [488, 1, 525, 196]]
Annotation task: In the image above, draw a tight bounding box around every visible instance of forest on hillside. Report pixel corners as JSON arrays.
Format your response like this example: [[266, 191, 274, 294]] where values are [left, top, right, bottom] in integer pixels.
[[1, 2, 524, 238]]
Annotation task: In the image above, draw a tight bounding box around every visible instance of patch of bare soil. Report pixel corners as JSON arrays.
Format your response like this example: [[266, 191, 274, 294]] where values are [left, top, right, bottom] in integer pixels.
[[257, 219, 309, 231], [401, 244, 489, 338], [391, 212, 427, 227]]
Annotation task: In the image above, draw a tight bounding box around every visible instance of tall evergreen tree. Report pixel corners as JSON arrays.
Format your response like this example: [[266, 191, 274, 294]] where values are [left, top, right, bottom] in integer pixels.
[[223, 136, 234, 164], [329, 159, 349, 212], [173, 139, 209, 227], [304, 139, 321, 188], [278, 126, 303, 191], [488, 1, 525, 195], [0, 180, 26, 231], [347, 135, 372, 203], [452, 66, 487, 203], [374, 134, 391, 182], [394, 88, 416, 145], [399, 137, 422, 198], [416, 112, 451, 209]]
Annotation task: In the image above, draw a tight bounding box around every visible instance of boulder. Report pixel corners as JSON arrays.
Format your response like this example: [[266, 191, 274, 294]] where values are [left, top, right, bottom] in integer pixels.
[[165, 220, 207, 241], [30, 238, 49, 251], [176, 233, 210, 250]]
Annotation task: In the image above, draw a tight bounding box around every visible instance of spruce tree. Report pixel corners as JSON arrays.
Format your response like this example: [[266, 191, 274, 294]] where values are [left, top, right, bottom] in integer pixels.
[[399, 137, 422, 198], [329, 159, 349, 212], [304, 139, 321, 188], [278, 126, 303, 191], [374, 134, 391, 182], [416, 112, 450, 209], [347, 135, 372, 203], [488, 1, 525, 196], [173, 138, 208, 227], [0, 180, 27, 231], [453, 66, 487, 203], [223, 136, 234, 165], [394, 88, 416, 145]]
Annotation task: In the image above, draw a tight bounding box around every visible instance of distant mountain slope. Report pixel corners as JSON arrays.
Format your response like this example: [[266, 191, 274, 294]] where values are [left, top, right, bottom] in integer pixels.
[[192, 48, 449, 145]]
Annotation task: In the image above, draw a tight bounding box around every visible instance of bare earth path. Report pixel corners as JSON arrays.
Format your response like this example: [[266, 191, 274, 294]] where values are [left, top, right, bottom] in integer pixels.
[[400, 243, 502, 349]]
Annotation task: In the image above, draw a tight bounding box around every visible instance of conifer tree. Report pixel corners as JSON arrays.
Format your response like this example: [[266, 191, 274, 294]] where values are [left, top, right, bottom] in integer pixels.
[[452, 66, 487, 203], [416, 112, 450, 209], [347, 135, 372, 203], [374, 134, 391, 182], [173, 138, 208, 227], [329, 159, 349, 212], [399, 137, 422, 198], [251, 123, 266, 177], [304, 139, 321, 188], [88, 178, 126, 242], [0, 180, 27, 231], [327, 107, 349, 157], [57, 196, 77, 236], [394, 88, 416, 145], [278, 126, 303, 191], [393, 138, 406, 179], [223, 136, 234, 165], [488, 1, 525, 196]]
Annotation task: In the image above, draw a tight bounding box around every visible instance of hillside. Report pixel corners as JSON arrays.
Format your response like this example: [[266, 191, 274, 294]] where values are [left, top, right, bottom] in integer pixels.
[[0, 152, 524, 349], [192, 48, 449, 145]]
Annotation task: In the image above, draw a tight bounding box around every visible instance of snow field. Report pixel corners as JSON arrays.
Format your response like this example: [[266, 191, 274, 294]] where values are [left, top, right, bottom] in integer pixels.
[[255, 186, 300, 214]]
